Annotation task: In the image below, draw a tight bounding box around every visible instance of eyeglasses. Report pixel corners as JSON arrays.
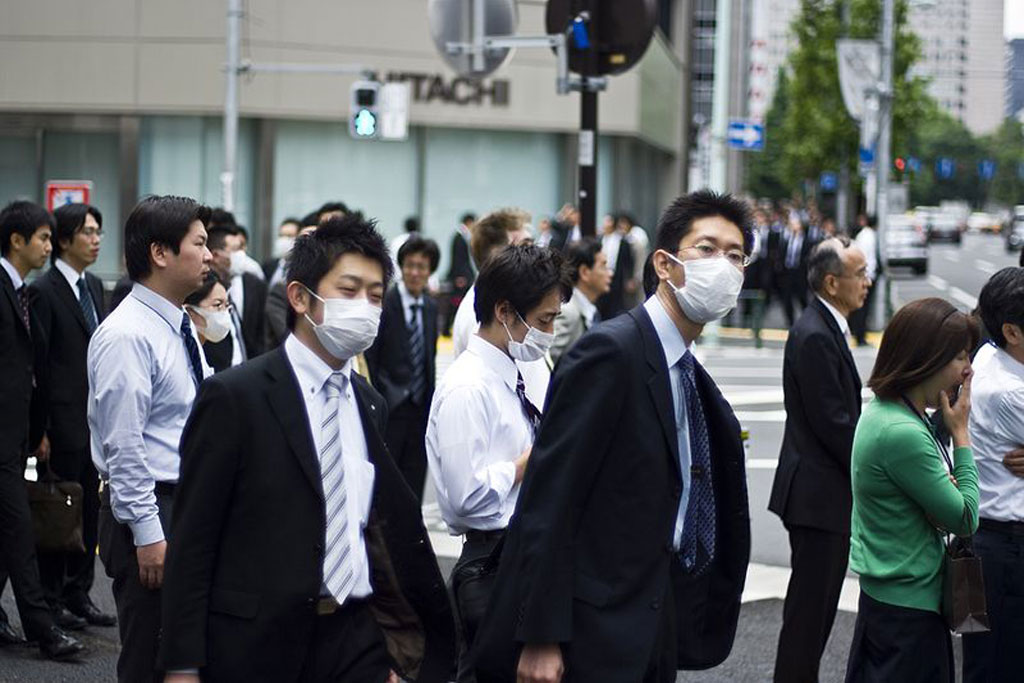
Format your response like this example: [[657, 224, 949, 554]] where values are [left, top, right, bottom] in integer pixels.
[[80, 227, 104, 239], [680, 243, 751, 269]]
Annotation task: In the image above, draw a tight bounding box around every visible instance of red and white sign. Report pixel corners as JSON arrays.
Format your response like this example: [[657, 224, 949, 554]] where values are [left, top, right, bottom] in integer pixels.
[[45, 181, 93, 212]]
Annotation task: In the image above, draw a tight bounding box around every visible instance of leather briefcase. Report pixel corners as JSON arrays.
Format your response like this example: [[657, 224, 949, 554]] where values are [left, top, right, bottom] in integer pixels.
[[26, 462, 86, 554]]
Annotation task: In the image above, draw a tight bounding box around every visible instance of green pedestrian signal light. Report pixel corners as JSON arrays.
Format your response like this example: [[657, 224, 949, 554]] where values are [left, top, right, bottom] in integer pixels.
[[353, 109, 377, 137], [349, 81, 380, 140]]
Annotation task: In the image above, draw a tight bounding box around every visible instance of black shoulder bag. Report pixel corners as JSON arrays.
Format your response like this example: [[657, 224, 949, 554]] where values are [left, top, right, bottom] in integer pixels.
[[25, 461, 86, 554]]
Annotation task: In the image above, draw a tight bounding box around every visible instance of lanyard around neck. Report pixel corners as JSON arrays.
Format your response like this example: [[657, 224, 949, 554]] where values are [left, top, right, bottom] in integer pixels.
[[900, 396, 953, 472]]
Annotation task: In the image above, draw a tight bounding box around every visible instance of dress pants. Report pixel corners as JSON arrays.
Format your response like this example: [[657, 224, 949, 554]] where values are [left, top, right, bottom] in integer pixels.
[[848, 282, 875, 345], [297, 599, 390, 683], [962, 521, 1024, 683], [780, 270, 806, 327], [98, 488, 173, 683], [37, 447, 99, 608], [774, 525, 850, 683], [0, 447, 55, 639], [845, 591, 953, 683], [384, 400, 429, 503], [453, 533, 503, 683]]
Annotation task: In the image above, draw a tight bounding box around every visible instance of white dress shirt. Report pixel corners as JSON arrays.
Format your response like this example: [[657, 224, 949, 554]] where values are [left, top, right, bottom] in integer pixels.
[[816, 295, 851, 340], [602, 232, 623, 274], [451, 284, 551, 408], [55, 258, 99, 321], [855, 227, 878, 281], [88, 283, 212, 546], [1, 256, 24, 290], [397, 280, 424, 326], [573, 287, 598, 328], [644, 296, 693, 549], [283, 334, 374, 599], [969, 343, 1024, 522], [427, 334, 534, 535]]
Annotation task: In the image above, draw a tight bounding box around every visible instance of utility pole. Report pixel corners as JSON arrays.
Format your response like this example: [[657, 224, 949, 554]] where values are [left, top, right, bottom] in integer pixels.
[[708, 0, 731, 192], [837, 0, 852, 232], [876, 0, 894, 316], [222, 0, 242, 212]]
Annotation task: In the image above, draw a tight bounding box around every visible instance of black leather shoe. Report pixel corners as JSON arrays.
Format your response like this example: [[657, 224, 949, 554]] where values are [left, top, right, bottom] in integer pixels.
[[66, 598, 117, 627], [37, 626, 84, 661], [0, 619, 25, 646], [52, 606, 87, 631]]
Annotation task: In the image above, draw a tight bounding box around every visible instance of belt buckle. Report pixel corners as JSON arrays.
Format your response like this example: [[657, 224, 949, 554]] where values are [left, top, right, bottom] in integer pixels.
[[316, 597, 339, 616]]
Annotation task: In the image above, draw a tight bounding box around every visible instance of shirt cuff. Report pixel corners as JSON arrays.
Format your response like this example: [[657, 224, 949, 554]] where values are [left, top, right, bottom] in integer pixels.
[[130, 516, 166, 547]]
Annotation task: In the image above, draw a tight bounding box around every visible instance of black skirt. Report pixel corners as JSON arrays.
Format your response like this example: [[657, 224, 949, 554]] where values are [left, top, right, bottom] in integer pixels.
[[845, 590, 954, 683]]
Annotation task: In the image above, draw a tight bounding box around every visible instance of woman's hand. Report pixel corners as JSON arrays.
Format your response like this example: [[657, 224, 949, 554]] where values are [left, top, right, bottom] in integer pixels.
[[940, 372, 972, 449]]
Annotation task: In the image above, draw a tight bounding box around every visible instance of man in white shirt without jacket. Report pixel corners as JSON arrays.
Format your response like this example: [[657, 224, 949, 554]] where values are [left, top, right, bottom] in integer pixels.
[[962, 267, 1024, 683], [89, 195, 213, 682], [428, 243, 572, 682]]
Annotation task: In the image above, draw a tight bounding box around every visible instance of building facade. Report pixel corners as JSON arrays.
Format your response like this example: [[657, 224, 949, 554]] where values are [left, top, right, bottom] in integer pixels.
[[1006, 38, 1024, 119]]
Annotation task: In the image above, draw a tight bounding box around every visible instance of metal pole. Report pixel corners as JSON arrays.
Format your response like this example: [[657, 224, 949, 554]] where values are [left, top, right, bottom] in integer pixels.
[[837, 0, 852, 232], [472, 0, 486, 74], [222, 0, 242, 212], [579, 85, 598, 237], [709, 0, 731, 192], [876, 0, 894, 315]]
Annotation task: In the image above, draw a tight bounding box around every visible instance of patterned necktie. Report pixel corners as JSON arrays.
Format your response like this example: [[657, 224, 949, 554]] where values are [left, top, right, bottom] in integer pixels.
[[407, 302, 426, 404], [515, 370, 542, 436], [179, 313, 204, 388], [321, 372, 355, 602], [16, 284, 31, 333], [77, 277, 98, 334], [679, 352, 716, 574]]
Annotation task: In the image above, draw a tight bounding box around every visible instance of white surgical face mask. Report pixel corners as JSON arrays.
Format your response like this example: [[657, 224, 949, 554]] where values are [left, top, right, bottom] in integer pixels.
[[188, 306, 232, 344], [503, 311, 555, 362], [229, 249, 247, 277], [272, 236, 295, 259], [304, 287, 381, 360], [664, 252, 744, 324]]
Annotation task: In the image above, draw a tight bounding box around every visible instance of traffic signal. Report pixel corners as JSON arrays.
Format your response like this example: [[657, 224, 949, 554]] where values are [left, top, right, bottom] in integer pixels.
[[894, 157, 905, 172], [349, 81, 380, 140]]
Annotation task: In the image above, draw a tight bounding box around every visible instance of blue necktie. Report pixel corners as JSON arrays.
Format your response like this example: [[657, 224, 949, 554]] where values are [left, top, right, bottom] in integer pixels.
[[77, 277, 98, 334], [679, 352, 716, 574], [180, 312, 204, 388], [407, 302, 427, 404], [515, 371, 542, 437]]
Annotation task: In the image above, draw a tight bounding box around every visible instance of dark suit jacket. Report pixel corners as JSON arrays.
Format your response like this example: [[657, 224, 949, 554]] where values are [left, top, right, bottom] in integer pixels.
[[28, 266, 106, 453], [199, 336, 233, 374], [0, 266, 37, 459], [596, 235, 635, 321], [364, 287, 438, 412], [110, 275, 133, 311], [235, 272, 267, 358], [445, 231, 474, 286], [768, 298, 862, 534], [744, 226, 781, 292], [261, 257, 280, 282], [472, 305, 750, 682], [159, 347, 456, 681]]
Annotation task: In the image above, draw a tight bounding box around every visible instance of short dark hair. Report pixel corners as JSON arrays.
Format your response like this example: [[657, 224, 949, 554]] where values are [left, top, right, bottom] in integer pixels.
[[806, 235, 852, 293], [52, 203, 102, 264], [403, 216, 420, 233], [184, 270, 225, 307], [868, 298, 980, 400], [642, 253, 658, 298], [978, 267, 1024, 348], [0, 200, 54, 257], [300, 211, 320, 228], [460, 212, 477, 226], [124, 196, 212, 281], [208, 208, 237, 230], [280, 217, 300, 229], [398, 235, 440, 273], [474, 244, 572, 326], [654, 190, 754, 256], [206, 225, 237, 253], [317, 201, 349, 219], [234, 225, 249, 242], [564, 238, 602, 284], [285, 213, 394, 330]]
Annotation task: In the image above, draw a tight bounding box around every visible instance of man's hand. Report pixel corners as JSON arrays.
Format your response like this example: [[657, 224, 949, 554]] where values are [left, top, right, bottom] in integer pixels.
[[386, 671, 400, 683], [1003, 447, 1024, 478], [517, 643, 563, 683], [33, 433, 51, 463], [137, 540, 167, 590], [514, 446, 533, 484], [163, 674, 199, 683]]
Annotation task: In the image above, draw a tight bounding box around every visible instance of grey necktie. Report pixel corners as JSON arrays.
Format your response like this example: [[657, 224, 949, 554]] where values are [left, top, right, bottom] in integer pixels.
[[320, 372, 355, 602]]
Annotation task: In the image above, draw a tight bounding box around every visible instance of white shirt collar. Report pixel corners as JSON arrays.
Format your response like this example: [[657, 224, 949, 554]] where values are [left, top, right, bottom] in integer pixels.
[[284, 333, 353, 397], [467, 333, 520, 393], [55, 258, 84, 294], [644, 295, 692, 370], [572, 287, 597, 326], [816, 296, 850, 337], [1, 257, 24, 290], [397, 280, 423, 311]]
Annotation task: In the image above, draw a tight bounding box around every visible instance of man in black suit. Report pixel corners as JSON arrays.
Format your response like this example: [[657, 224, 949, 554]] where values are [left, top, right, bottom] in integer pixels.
[[768, 236, 869, 683], [159, 214, 456, 683], [0, 201, 84, 659], [365, 235, 440, 502], [29, 203, 117, 628], [207, 225, 267, 360], [596, 214, 635, 321], [741, 209, 781, 326], [472, 190, 752, 683], [780, 218, 812, 326], [444, 212, 476, 336]]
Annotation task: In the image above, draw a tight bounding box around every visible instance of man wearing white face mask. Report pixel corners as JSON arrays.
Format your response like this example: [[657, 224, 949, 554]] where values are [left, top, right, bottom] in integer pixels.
[[159, 213, 456, 682], [427, 243, 572, 683], [473, 190, 753, 683]]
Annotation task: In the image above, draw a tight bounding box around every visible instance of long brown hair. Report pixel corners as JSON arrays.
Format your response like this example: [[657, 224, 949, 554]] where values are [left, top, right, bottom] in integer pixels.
[[868, 298, 980, 400]]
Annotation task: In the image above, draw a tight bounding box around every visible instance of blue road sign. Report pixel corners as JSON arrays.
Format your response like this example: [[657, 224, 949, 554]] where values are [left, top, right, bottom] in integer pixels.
[[907, 156, 921, 174], [858, 146, 875, 165], [727, 119, 765, 151], [978, 159, 996, 181], [819, 171, 838, 192], [936, 157, 955, 180]]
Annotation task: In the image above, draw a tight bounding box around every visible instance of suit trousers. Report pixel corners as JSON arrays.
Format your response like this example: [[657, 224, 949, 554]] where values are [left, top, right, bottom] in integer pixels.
[[297, 599, 390, 683], [774, 525, 850, 683], [0, 447, 54, 638], [453, 534, 503, 683], [98, 489, 173, 683], [384, 401, 430, 503], [37, 447, 99, 608], [848, 282, 876, 345]]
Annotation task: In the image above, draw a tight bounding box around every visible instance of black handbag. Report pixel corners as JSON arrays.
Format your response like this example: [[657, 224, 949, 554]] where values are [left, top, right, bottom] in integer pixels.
[[942, 535, 990, 634], [25, 462, 86, 554]]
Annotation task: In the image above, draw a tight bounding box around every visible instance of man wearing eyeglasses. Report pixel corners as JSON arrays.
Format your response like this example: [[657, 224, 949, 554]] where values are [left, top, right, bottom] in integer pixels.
[[768, 236, 869, 683], [472, 190, 753, 683]]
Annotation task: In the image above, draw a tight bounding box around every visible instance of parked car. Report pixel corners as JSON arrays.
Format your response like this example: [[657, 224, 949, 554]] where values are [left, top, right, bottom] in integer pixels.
[[927, 213, 963, 244], [968, 211, 1001, 234], [1006, 208, 1024, 252], [885, 215, 928, 275]]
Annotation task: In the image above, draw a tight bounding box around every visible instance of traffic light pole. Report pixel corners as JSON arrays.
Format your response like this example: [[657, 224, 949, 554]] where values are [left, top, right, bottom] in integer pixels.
[[876, 0, 894, 318]]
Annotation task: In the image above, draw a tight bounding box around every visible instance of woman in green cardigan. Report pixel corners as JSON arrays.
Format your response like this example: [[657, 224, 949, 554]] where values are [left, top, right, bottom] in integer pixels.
[[846, 298, 980, 683]]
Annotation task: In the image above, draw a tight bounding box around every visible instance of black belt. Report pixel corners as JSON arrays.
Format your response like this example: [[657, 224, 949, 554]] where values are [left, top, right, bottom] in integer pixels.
[[99, 480, 177, 499], [465, 528, 506, 544], [979, 518, 1024, 536]]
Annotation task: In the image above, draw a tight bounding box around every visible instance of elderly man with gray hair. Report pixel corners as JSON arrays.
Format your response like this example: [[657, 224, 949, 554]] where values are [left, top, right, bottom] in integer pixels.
[[768, 236, 870, 683]]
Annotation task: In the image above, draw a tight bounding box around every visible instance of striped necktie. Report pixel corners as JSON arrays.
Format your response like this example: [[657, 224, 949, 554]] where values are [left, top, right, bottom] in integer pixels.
[[408, 302, 426, 404], [77, 277, 98, 334], [320, 372, 355, 602]]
